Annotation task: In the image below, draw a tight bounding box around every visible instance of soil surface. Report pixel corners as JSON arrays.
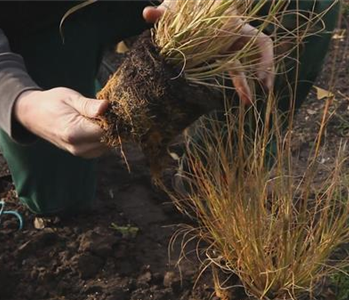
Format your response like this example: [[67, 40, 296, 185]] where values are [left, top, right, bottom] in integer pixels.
[[0, 16, 348, 300]]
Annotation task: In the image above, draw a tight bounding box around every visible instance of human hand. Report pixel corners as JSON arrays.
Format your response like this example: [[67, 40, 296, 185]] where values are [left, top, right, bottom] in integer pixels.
[[227, 23, 274, 105], [14, 87, 109, 159], [143, 1, 168, 24], [143, 1, 274, 105]]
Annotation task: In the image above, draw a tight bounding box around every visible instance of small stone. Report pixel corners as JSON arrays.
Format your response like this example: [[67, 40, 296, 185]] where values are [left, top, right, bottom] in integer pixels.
[[163, 271, 177, 288], [34, 218, 45, 230], [136, 270, 152, 289], [138, 271, 152, 284], [307, 109, 317, 115], [163, 271, 183, 293]]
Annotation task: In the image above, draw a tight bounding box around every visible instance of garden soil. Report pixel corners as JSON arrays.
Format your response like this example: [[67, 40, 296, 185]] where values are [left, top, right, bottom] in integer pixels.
[[0, 17, 348, 300]]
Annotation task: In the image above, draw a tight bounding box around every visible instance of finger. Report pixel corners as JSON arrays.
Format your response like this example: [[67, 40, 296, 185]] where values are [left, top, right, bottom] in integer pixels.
[[229, 60, 252, 105], [158, 0, 174, 10], [66, 141, 110, 159], [254, 32, 274, 90], [143, 6, 165, 23], [240, 24, 275, 90], [79, 144, 110, 159], [143, 0, 174, 23], [68, 96, 109, 118], [62, 116, 106, 145]]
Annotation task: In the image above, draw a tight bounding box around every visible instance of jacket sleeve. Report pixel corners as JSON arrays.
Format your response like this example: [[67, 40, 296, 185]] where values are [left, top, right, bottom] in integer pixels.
[[0, 29, 41, 141]]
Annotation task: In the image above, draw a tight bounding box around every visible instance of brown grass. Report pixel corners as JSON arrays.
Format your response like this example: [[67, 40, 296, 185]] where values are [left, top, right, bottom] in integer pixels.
[[164, 2, 348, 299], [170, 93, 349, 299]]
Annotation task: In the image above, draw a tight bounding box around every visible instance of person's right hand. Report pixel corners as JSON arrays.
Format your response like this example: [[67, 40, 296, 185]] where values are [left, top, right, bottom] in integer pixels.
[[14, 87, 109, 159]]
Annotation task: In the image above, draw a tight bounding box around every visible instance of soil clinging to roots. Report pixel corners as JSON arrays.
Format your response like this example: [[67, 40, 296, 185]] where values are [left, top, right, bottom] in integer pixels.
[[96, 31, 223, 175]]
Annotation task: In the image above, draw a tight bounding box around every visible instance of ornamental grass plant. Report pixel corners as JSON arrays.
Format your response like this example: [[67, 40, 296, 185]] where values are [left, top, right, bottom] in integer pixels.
[[164, 1, 348, 299], [170, 95, 349, 299]]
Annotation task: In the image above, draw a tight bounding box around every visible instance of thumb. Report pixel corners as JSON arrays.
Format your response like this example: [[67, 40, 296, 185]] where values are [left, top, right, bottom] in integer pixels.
[[143, 0, 173, 23], [71, 96, 109, 118]]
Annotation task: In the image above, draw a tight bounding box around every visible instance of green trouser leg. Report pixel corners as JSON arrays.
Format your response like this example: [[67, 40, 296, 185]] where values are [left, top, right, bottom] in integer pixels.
[[0, 135, 97, 215], [269, 0, 340, 114], [0, 2, 148, 215], [0, 12, 100, 215], [255, 0, 340, 158]]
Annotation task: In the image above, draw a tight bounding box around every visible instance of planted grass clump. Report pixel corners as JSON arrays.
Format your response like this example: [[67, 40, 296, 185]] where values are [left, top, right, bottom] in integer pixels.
[[161, 3, 347, 299], [170, 90, 349, 299], [96, 0, 275, 174]]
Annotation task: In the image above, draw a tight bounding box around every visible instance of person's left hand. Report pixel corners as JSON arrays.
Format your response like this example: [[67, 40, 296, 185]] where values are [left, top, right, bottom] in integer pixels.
[[143, 1, 274, 105]]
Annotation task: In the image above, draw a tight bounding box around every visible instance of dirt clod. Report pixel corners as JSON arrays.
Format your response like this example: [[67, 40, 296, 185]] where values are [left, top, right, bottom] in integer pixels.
[[73, 253, 105, 279], [79, 229, 119, 258]]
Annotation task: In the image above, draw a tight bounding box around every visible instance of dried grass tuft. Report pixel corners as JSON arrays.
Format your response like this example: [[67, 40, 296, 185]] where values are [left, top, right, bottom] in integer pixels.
[[170, 94, 349, 299], [163, 2, 346, 298]]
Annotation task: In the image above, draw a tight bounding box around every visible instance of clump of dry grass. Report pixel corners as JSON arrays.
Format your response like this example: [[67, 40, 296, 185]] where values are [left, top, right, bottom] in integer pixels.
[[154, 0, 288, 86], [161, 3, 346, 299], [155, 0, 248, 84], [170, 92, 349, 299]]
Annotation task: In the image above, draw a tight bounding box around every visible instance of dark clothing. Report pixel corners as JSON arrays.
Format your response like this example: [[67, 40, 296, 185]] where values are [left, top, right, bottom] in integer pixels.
[[0, 2, 76, 39]]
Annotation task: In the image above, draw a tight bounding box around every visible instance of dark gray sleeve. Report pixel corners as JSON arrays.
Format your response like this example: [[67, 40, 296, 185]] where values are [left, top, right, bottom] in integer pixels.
[[0, 29, 41, 141]]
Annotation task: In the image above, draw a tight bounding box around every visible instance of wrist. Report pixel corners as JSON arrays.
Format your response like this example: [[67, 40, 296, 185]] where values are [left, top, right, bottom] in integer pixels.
[[14, 90, 42, 131]]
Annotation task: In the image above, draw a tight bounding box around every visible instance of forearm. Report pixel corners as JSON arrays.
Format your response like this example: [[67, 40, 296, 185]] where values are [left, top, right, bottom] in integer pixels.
[[0, 29, 41, 141]]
